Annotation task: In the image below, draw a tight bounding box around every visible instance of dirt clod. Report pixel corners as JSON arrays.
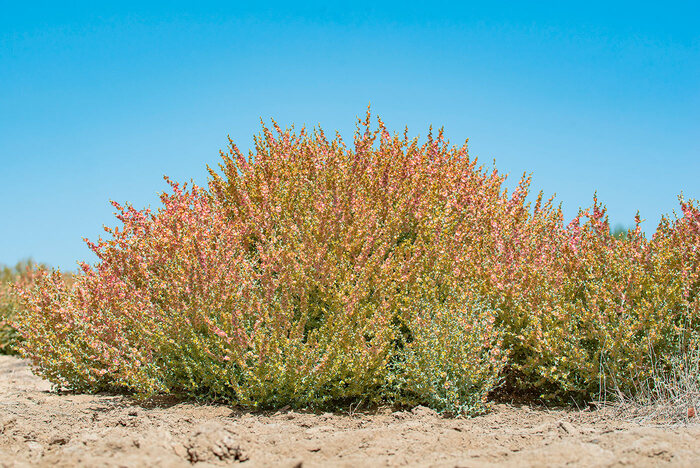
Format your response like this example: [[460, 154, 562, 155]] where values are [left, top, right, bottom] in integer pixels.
[[185, 423, 246, 463]]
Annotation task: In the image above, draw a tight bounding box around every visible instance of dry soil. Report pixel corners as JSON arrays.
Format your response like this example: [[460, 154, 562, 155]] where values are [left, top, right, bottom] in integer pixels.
[[1, 355, 699, 467]]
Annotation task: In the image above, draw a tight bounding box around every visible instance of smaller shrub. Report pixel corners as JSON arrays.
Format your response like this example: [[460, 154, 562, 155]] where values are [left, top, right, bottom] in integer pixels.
[[391, 290, 505, 415], [496, 197, 700, 403], [0, 260, 50, 354]]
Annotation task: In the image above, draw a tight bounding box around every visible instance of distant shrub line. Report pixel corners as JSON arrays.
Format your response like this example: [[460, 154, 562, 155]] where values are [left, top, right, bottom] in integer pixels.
[[6, 112, 700, 415]]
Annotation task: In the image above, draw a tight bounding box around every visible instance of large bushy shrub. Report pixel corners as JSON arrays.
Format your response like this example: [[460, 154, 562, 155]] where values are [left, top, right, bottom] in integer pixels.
[[13, 114, 515, 414], [11, 112, 700, 410]]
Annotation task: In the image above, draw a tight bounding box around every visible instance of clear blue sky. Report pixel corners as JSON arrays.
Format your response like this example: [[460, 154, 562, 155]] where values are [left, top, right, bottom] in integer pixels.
[[1, 1, 699, 271]]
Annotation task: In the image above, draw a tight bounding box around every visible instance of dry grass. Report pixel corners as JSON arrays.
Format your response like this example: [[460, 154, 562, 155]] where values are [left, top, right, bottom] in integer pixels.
[[602, 339, 700, 426]]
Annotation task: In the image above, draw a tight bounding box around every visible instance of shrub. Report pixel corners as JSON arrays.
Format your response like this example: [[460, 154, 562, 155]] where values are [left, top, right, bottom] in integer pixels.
[[13, 112, 514, 414], [0, 260, 48, 354], [12, 111, 700, 411], [493, 197, 700, 403], [393, 292, 505, 414]]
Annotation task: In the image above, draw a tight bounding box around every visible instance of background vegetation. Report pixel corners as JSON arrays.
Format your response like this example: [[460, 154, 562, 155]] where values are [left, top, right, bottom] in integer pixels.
[[1, 261, 73, 355]]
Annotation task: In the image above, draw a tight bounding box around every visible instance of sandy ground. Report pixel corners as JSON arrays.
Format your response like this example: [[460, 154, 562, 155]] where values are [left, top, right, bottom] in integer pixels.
[[1, 356, 699, 467]]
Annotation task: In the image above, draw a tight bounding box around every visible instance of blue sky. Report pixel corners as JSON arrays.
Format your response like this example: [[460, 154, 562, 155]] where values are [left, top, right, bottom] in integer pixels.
[[1, 1, 699, 271]]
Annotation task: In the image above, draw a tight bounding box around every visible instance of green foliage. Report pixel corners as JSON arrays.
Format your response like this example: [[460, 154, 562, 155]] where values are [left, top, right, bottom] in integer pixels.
[[392, 292, 505, 415]]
